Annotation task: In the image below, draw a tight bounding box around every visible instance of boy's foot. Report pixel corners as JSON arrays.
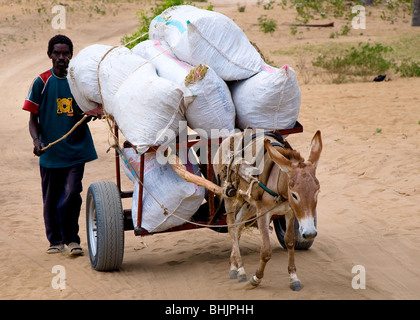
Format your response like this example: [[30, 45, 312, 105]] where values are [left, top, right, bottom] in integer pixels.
[[47, 244, 65, 254], [68, 242, 84, 256]]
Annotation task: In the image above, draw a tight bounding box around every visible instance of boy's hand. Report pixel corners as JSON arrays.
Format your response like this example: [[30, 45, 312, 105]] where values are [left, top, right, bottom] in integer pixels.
[[33, 138, 45, 157]]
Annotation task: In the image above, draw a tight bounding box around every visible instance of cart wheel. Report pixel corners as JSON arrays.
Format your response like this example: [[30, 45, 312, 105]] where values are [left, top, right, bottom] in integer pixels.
[[86, 181, 124, 271], [273, 211, 317, 250]]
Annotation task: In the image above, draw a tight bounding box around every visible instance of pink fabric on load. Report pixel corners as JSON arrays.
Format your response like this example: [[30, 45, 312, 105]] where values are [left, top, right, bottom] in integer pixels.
[[152, 40, 192, 71], [260, 63, 288, 73]]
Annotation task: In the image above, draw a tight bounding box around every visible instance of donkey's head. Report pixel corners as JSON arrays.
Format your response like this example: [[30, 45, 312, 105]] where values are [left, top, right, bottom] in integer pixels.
[[264, 131, 322, 240]]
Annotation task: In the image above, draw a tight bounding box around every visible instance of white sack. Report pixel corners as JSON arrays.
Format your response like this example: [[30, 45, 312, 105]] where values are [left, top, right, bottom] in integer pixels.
[[184, 65, 235, 136], [230, 63, 301, 130], [121, 147, 205, 233], [68, 44, 112, 113], [132, 40, 235, 136], [68, 45, 149, 115], [96, 48, 152, 115], [149, 5, 262, 81], [109, 61, 185, 153]]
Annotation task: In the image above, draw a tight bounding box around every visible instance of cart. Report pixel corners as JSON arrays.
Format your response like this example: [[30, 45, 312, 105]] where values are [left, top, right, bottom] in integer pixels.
[[85, 121, 315, 271]]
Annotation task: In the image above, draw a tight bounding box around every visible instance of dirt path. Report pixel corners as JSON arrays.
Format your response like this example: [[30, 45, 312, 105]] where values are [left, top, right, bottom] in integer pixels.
[[1, 0, 419, 300]]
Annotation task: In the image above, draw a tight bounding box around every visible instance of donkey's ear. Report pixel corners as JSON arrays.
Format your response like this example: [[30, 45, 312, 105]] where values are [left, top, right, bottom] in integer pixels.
[[264, 139, 291, 173], [307, 130, 322, 167]]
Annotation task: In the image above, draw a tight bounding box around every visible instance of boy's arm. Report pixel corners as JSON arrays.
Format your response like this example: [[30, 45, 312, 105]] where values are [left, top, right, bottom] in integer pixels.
[[29, 112, 45, 156]]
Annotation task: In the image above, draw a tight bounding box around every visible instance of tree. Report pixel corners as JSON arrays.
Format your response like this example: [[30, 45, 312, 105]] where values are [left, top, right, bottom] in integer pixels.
[[413, 0, 420, 26]]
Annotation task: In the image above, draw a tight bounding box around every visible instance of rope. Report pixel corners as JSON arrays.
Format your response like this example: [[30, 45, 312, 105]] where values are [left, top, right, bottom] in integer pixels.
[[167, 201, 280, 229]]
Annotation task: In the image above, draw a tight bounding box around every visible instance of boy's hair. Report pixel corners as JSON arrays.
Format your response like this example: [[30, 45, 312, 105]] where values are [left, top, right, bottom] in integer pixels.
[[47, 35, 73, 56]]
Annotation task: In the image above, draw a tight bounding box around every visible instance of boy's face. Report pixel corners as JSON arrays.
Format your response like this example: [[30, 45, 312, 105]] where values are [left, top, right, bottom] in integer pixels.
[[48, 43, 72, 76]]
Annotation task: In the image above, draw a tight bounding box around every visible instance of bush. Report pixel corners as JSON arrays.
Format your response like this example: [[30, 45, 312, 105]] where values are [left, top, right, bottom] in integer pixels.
[[395, 60, 420, 77], [258, 15, 277, 34], [312, 43, 394, 80]]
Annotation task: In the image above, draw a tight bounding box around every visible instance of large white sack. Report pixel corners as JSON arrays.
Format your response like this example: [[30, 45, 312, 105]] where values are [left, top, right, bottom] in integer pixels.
[[149, 5, 262, 81], [68, 45, 149, 115], [132, 40, 235, 136], [109, 61, 185, 153], [121, 147, 205, 233], [68, 44, 112, 113], [230, 63, 301, 130], [184, 65, 235, 136], [97, 48, 152, 115]]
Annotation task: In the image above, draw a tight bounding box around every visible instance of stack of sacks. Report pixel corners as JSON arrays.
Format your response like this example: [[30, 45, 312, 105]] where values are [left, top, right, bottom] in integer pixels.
[[149, 5, 263, 81], [121, 147, 205, 233], [229, 63, 301, 130], [68, 44, 186, 153], [132, 39, 235, 137], [149, 5, 301, 131]]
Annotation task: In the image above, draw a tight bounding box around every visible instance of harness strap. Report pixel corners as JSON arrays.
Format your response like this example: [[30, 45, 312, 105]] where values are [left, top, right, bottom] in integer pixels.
[[269, 142, 284, 148], [250, 132, 288, 202], [258, 181, 288, 202], [250, 131, 285, 147], [258, 181, 278, 197]]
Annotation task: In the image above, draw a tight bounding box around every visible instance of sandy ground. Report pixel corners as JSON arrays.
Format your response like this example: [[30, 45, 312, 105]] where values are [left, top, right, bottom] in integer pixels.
[[0, 0, 419, 301]]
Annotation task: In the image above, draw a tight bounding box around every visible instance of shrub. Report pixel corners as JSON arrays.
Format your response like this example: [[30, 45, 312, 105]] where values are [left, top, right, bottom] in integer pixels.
[[312, 43, 394, 80], [258, 15, 277, 34], [395, 60, 420, 77]]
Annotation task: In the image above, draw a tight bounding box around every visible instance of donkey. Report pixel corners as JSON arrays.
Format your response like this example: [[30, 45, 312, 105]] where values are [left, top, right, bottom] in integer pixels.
[[212, 130, 322, 290]]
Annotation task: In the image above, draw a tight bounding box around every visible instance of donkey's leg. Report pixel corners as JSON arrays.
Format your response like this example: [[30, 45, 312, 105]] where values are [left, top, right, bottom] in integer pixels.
[[228, 204, 249, 282], [250, 212, 272, 287], [227, 212, 240, 279], [225, 200, 240, 279], [285, 213, 302, 291]]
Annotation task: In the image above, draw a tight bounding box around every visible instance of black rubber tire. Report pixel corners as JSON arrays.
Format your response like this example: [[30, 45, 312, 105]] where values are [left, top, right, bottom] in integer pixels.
[[86, 181, 124, 271], [273, 212, 317, 250]]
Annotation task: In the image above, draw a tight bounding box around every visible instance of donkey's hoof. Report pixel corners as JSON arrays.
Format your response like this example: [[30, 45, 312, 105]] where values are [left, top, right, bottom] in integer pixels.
[[290, 280, 302, 291], [238, 273, 247, 283], [229, 270, 238, 279], [249, 275, 262, 287]]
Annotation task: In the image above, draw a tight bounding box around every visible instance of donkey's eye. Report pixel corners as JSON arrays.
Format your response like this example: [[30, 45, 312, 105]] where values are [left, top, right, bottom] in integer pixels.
[[291, 192, 299, 202]]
